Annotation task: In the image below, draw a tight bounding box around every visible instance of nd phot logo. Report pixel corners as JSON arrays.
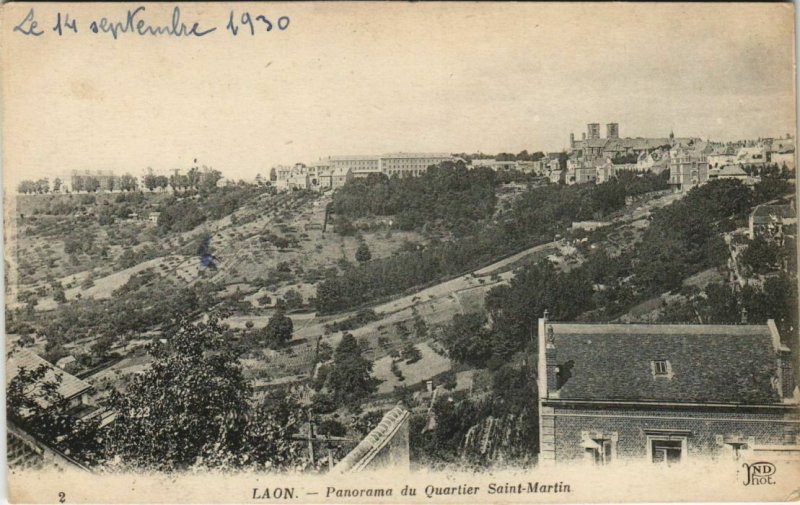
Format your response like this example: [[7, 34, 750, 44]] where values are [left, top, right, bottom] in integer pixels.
[[742, 461, 776, 486]]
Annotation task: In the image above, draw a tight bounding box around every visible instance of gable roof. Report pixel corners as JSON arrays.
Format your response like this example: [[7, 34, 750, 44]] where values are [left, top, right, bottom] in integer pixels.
[[718, 165, 749, 177], [6, 349, 93, 408], [546, 322, 781, 404], [751, 203, 796, 223]]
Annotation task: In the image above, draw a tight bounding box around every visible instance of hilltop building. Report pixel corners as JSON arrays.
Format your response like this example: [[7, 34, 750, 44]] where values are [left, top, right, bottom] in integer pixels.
[[380, 153, 455, 177], [470, 159, 519, 172], [329, 155, 381, 178], [707, 146, 740, 169], [667, 141, 712, 192], [769, 137, 796, 170], [537, 317, 800, 466], [272, 152, 455, 192]]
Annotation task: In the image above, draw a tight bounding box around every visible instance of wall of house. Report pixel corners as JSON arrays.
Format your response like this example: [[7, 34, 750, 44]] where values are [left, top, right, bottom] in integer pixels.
[[550, 405, 799, 463]]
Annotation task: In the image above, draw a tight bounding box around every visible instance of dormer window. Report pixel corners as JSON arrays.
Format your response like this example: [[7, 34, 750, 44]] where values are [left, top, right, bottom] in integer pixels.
[[652, 359, 672, 378]]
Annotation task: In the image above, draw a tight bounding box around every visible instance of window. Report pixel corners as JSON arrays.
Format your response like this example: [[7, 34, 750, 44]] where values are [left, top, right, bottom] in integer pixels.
[[582, 431, 617, 465], [646, 430, 690, 465], [586, 438, 613, 465], [651, 439, 682, 464], [726, 441, 748, 460], [652, 359, 672, 378]]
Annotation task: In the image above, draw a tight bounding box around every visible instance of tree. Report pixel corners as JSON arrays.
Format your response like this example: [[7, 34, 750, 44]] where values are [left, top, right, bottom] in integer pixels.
[[53, 177, 63, 193], [740, 239, 784, 275], [263, 309, 293, 348], [35, 178, 50, 193], [156, 175, 169, 192], [91, 335, 114, 359], [486, 260, 592, 358], [200, 168, 223, 193], [53, 287, 67, 304], [282, 289, 303, 310], [107, 316, 306, 471], [187, 166, 202, 190], [703, 283, 741, 324], [144, 173, 158, 192], [355, 242, 372, 263], [440, 312, 494, 367], [119, 174, 137, 192], [325, 332, 375, 408], [17, 180, 35, 194], [71, 175, 85, 193], [84, 176, 101, 193]]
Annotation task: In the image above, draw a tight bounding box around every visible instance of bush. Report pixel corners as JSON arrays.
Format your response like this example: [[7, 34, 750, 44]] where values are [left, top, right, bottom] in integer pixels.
[[402, 343, 422, 364]]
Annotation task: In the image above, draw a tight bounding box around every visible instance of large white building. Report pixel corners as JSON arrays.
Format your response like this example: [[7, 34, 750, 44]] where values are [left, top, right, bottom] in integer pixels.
[[329, 155, 381, 178], [299, 152, 457, 181], [380, 152, 455, 177]]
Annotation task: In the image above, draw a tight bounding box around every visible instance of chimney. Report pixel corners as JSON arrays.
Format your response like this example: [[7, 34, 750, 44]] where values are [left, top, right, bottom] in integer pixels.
[[570, 133, 575, 148], [767, 319, 797, 401], [538, 311, 559, 399], [582, 132, 586, 141], [779, 346, 795, 400]]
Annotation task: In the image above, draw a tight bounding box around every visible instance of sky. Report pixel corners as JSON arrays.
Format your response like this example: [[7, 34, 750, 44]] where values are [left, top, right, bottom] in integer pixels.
[[1, 2, 796, 187]]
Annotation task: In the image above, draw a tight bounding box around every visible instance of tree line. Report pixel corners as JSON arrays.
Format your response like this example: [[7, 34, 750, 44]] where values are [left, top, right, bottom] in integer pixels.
[[17, 166, 225, 195], [435, 176, 795, 369], [330, 162, 498, 234], [315, 171, 669, 314]]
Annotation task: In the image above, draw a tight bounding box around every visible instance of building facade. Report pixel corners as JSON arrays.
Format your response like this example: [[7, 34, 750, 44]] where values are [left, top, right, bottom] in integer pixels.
[[606, 123, 619, 140], [749, 202, 797, 244], [329, 155, 381, 178], [380, 152, 455, 177], [470, 159, 518, 172], [537, 318, 799, 466], [668, 142, 711, 192]]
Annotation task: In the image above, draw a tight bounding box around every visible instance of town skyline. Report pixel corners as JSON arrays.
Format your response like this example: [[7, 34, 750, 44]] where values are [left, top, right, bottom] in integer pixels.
[[2, 3, 795, 189]]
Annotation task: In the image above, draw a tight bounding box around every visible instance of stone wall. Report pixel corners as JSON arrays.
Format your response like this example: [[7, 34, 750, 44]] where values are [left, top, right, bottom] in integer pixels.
[[550, 404, 800, 463]]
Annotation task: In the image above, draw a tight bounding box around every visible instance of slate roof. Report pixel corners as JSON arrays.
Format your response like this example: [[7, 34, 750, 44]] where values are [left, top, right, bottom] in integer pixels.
[[578, 138, 607, 149], [771, 139, 795, 154], [329, 155, 379, 161], [548, 323, 781, 404], [717, 165, 749, 177], [6, 349, 93, 408], [751, 204, 796, 223], [381, 152, 452, 159]]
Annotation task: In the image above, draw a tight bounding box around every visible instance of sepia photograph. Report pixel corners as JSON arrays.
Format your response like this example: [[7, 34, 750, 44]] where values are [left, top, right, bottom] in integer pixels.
[[1, 2, 798, 503]]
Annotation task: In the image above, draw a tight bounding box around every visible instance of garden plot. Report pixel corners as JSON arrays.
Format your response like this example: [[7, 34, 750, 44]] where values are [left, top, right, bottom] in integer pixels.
[[373, 342, 451, 394]]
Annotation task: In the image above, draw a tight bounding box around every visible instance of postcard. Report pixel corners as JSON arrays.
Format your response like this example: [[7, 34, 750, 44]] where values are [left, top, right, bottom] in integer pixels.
[[2, 2, 798, 503]]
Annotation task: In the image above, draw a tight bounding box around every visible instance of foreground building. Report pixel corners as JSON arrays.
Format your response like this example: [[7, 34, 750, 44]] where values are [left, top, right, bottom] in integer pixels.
[[7, 348, 95, 415], [749, 202, 797, 244], [537, 317, 799, 466]]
